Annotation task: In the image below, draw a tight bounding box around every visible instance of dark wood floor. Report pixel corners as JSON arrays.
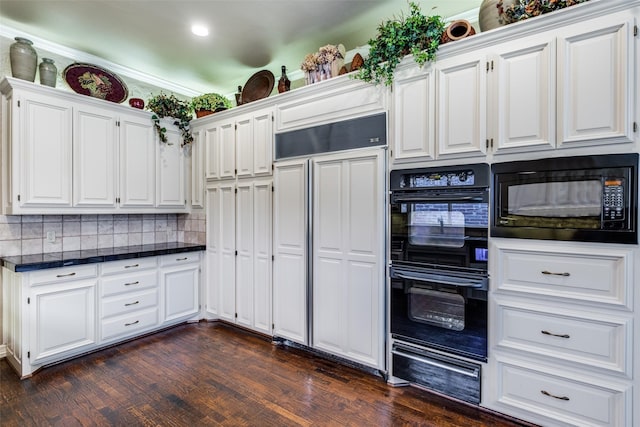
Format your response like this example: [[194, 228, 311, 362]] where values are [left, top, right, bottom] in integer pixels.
[[1, 322, 536, 426]]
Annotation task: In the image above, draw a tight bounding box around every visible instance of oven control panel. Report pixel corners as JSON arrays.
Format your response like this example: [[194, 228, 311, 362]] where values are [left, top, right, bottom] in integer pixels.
[[391, 164, 490, 190], [603, 177, 625, 223]]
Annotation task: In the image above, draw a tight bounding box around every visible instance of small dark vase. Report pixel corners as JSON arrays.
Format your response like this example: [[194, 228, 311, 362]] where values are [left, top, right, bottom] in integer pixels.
[[235, 85, 243, 106], [278, 65, 291, 93], [129, 98, 145, 109]]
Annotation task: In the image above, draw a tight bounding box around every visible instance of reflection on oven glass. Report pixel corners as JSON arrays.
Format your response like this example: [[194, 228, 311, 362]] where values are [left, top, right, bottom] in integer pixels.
[[408, 288, 465, 331]]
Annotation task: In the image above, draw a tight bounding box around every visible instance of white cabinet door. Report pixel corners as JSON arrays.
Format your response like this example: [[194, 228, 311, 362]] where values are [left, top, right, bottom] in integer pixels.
[[73, 105, 117, 207], [392, 66, 436, 162], [273, 159, 308, 345], [204, 124, 220, 180], [252, 110, 273, 176], [436, 53, 487, 158], [190, 126, 204, 208], [162, 261, 199, 323], [557, 16, 634, 147], [29, 279, 97, 364], [252, 178, 272, 335], [156, 124, 186, 208], [236, 115, 253, 178], [218, 181, 236, 322], [205, 185, 221, 318], [312, 149, 385, 368], [17, 90, 73, 208], [119, 112, 156, 208], [219, 121, 236, 179], [235, 180, 254, 328], [492, 37, 556, 154]]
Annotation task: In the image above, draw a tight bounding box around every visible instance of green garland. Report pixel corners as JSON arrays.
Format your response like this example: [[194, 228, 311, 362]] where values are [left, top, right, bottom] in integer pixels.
[[354, 2, 446, 86], [147, 92, 194, 147]]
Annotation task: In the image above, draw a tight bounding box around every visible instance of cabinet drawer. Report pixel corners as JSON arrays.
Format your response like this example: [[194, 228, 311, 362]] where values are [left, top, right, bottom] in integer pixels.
[[496, 361, 628, 427], [29, 264, 97, 286], [101, 257, 157, 276], [496, 300, 630, 376], [101, 271, 157, 297], [159, 252, 200, 267], [101, 289, 158, 318], [493, 242, 632, 308], [101, 308, 158, 341]]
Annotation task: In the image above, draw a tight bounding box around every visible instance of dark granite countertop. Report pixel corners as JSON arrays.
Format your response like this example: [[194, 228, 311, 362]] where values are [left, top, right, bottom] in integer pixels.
[[0, 242, 206, 273]]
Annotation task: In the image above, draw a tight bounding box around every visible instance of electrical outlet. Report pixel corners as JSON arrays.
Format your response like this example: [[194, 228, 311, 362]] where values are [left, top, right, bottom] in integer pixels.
[[46, 231, 55, 243]]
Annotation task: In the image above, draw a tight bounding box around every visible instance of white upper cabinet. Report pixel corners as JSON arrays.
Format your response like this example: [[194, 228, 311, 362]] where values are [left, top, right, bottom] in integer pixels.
[[490, 36, 556, 154], [73, 104, 118, 208], [557, 15, 635, 147], [190, 126, 204, 208], [119, 113, 156, 208], [0, 77, 190, 214], [9, 88, 73, 211], [392, 64, 436, 161], [156, 120, 187, 210], [202, 106, 273, 181]]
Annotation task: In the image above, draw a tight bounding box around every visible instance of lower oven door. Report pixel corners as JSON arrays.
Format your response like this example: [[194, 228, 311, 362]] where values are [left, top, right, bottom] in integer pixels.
[[392, 342, 481, 404], [390, 265, 487, 361]]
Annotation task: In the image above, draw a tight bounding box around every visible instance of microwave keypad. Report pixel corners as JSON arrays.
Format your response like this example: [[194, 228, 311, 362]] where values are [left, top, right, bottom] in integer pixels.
[[603, 180, 624, 221]]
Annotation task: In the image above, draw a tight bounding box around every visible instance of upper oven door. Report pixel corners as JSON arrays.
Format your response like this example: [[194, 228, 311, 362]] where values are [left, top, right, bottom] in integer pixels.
[[390, 189, 488, 271]]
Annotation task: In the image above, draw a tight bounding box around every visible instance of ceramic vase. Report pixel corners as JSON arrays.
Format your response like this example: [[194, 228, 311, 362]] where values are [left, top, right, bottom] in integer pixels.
[[441, 20, 476, 44], [38, 58, 57, 87], [10, 37, 38, 82], [479, 0, 516, 32]]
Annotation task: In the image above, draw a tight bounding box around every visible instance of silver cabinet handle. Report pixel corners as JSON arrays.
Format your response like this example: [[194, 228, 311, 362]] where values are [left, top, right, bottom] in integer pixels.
[[541, 390, 570, 401], [541, 330, 570, 339], [541, 270, 570, 277], [125, 320, 140, 327], [56, 272, 76, 278], [124, 301, 140, 307], [124, 281, 139, 286], [176, 257, 188, 261], [124, 264, 140, 269]]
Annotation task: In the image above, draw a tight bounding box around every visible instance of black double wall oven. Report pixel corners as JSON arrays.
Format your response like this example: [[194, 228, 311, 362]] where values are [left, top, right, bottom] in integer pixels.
[[389, 163, 489, 405]]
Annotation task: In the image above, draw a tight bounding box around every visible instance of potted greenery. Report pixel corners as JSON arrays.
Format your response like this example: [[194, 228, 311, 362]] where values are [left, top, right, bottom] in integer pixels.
[[354, 2, 446, 86], [147, 92, 193, 146], [191, 93, 233, 118]]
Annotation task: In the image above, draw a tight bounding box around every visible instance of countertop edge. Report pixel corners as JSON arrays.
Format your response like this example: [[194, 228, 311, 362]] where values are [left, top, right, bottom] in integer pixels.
[[1, 244, 206, 273]]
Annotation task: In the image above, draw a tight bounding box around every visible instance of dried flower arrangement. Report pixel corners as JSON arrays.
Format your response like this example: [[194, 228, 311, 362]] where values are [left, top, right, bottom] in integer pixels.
[[499, 0, 590, 24], [300, 45, 345, 83]]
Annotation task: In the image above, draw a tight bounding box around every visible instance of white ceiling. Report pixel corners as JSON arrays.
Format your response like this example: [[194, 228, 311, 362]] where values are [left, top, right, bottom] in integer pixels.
[[0, 0, 482, 97]]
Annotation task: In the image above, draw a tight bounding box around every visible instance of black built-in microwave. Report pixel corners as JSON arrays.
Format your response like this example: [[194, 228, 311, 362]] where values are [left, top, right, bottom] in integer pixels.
[[491, 153, 638, 244]]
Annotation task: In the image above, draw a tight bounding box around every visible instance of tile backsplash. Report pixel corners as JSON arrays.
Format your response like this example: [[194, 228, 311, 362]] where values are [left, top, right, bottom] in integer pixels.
[[0, 213, 206, 257]]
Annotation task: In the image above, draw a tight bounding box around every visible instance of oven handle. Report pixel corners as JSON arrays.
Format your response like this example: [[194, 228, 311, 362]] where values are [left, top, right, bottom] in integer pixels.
[[391, 348, 480, 378], [393, 270, 485, 288], [391, 192, 486, 203]]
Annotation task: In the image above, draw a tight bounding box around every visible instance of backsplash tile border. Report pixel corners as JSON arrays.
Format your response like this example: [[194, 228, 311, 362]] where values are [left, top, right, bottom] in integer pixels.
[[0, 212, 205, 257]]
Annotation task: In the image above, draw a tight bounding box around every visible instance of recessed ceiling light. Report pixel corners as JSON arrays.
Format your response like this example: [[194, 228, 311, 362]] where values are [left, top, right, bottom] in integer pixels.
[[191, 24, 209, 37]]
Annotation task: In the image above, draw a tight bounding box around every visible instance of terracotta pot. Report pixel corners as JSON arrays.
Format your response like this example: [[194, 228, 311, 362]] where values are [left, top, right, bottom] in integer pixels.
[[441, 20, 476, 44], [129, 98, 145, 109], [195, 109, 214, 118], [479, 0, 516, 32]]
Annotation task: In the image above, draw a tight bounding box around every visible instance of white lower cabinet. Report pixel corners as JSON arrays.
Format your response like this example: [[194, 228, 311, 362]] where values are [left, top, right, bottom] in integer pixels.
[[160, 253, 200, 324], [205, 178, 272, 336], [484, 238, 637, 427], [29, 270, 98, 365], [2, 251, 203, 378]]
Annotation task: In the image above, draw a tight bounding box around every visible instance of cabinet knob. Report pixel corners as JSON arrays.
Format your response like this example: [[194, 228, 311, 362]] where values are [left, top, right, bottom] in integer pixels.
[[124, 301, 140, 307], [124, 264, 140, 269], [124, 320, 140, 327], [541, 270, 570, 277], [541, 390, 570, 401], [541, 330, 570, 339], [56, 272, 76, 278]]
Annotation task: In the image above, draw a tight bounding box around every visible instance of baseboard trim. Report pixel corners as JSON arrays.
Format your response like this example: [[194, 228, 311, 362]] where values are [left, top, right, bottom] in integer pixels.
[[0, 344, 6, 358]]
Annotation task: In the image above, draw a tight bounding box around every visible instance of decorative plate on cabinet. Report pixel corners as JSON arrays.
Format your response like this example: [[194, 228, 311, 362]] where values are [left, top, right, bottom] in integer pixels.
[[63, 63, 128, 103], [241, 70, 275, 104]]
